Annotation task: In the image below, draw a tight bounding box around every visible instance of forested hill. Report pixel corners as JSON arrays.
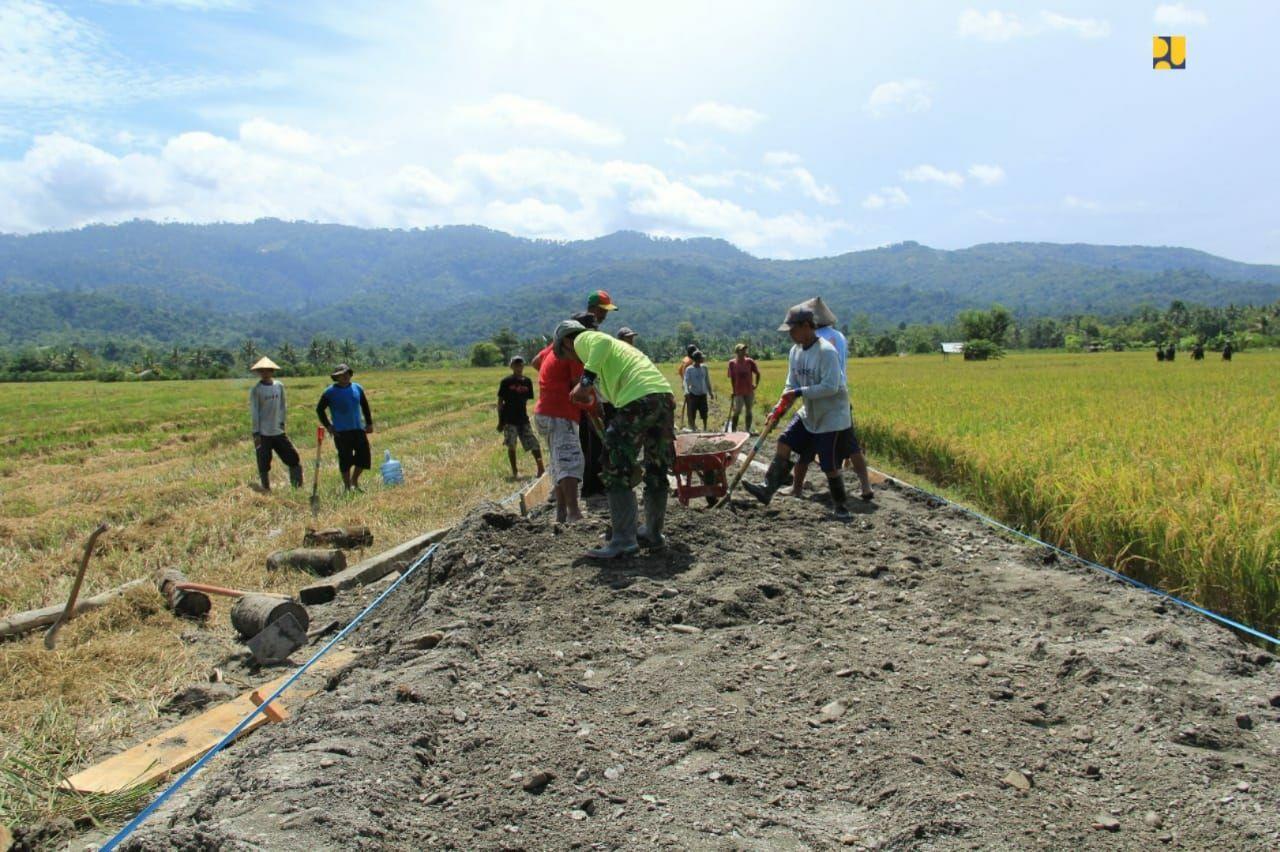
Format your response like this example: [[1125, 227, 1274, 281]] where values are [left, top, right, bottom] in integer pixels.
[[2, 220, 1278, 348]]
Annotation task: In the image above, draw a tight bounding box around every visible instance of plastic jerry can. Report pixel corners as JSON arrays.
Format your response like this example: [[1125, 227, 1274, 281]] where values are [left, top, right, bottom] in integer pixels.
[[380, 449, 404, 486]]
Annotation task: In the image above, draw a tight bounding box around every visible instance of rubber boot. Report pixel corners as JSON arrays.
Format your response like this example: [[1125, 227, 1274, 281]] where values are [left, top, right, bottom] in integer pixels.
[[586, 489, 639, 559], [289, 465, 304, 488], [743, 457, 794, 505], [828, 474, 852, 520], [258, 470, 271, 492], [637, 484, 669, 549]]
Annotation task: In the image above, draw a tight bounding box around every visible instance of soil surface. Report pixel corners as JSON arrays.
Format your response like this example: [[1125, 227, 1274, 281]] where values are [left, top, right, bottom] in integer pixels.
[[122, 479, 1280, 850]]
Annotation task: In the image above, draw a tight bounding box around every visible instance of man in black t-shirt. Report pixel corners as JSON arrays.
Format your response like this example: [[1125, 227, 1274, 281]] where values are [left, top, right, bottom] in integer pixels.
[[497, 356, 545, 479]]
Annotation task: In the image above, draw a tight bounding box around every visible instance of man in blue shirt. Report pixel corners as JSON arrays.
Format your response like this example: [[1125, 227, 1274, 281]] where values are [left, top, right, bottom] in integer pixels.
[[316, 364, 375, 492]]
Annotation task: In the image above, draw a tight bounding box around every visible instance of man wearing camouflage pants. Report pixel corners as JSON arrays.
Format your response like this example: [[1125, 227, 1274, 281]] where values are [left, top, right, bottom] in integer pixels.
[[557, 322, 676, 559]]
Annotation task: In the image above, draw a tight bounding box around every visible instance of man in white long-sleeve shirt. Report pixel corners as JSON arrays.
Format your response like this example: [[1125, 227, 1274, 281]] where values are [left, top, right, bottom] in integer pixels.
[[744, 307, 854, 519], [248, 357, 303, 492]]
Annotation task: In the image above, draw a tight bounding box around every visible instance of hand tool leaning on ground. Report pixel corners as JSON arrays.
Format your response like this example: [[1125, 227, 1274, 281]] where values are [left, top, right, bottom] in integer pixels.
[[155, 569, 311, 665], [718, 397, 793, 509], [44, 523, 110, 650], [309, 426, 324, 518]]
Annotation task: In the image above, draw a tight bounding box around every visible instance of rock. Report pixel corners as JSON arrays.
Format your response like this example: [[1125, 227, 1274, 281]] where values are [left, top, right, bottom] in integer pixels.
[[965, 654, 990, 668], [1092, 816, 1120, 832], [668, 727, 692, 743], [395, 684, 424, 703], [1235, 713, 1253, 730], [574, 767, 590, 783], [835, 668, 857, 678], [840, 834, 858, 846], [407, 631, 444, 650], [819, 699, 848, 723], [1001, 770, 1033, 791], [1143, 811, 1163, 829], [569, 809, 588, 821], [669, 624, 701, 634], [453, 708, 468, 723], [1269, 693, 1280, 708], [522, 771, 555, 793], [659, 587, 679, 598], [1070, 725, 1094, 743], [604, 766, 622, 781], [1236, 781, 1251, 793]]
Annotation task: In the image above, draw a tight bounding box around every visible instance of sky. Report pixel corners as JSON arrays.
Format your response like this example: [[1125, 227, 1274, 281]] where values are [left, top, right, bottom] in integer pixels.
[[1, 1, 1277, 261]]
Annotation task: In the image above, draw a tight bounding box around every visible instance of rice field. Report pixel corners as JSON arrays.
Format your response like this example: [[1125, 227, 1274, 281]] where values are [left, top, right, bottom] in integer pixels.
[[2, 350, 1277, 832]]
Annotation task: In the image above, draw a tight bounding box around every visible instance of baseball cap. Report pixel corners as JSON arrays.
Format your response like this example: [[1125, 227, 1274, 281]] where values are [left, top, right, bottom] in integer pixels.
[[330, 363, 353, 379], [509, 355, 525, 366], [553, 319, 587, 358], [616, 326, 636, 340], [734, 343, 747, 353], [570, 311, 598, 330], [587, 290, 618, 311], [778, 307, 816, 331]]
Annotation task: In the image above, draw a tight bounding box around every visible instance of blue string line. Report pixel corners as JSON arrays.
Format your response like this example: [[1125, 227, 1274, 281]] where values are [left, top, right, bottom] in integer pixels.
[[101, 542, 441, 852], [881, 470, 1279, 646]]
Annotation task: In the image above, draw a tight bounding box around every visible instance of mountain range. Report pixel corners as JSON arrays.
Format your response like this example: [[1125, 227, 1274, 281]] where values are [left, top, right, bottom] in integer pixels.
[[2, 220, 1278, 348]]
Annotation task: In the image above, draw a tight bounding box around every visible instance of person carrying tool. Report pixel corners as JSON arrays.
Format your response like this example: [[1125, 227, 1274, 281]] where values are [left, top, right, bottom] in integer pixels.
[[790, 297, 874, 502], [743, 306, 855, 520], [315, 363, 375, 493], [556, 321, 676, 558], [535, 323, 589, 523], [497, 356, 545, 479], [727, 343, 760, 433], [682, 351, 713, 430], [249, 357, 303, 492]]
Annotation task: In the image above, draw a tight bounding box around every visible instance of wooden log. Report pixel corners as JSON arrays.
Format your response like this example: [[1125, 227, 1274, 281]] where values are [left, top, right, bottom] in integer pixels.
[[154, 568, 212, 619], [0, 578, 147, 639], [303, 525, 374, 549], [299, 527, 449, 606], [266, 548, 346, 577], [230, 594, 309, 639]]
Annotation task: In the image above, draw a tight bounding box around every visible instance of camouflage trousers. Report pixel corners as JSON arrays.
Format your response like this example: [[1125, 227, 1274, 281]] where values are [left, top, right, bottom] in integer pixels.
[[601, 393, 676, 492]]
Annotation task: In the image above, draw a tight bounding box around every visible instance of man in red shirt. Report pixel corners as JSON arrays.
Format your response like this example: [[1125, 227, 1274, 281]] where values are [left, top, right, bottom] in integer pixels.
[[727, 343, 761, 433], [535, 321, 589, 523]]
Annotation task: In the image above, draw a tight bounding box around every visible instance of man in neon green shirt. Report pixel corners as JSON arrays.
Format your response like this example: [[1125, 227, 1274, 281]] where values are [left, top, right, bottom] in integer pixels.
[[556, 322, 676, 558]]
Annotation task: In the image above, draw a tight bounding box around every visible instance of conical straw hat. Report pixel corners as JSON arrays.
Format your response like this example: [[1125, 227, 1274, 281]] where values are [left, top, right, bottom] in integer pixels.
[[795, 297, 838, 328], [250, 357, 280, 371]]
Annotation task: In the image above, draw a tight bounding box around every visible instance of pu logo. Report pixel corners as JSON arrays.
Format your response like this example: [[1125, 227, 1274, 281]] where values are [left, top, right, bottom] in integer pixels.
[[1153, 36, 1186, 69]]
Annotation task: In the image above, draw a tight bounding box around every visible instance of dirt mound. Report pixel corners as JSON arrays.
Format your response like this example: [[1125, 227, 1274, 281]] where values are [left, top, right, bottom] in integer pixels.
[[125, 484, 1279, 850]]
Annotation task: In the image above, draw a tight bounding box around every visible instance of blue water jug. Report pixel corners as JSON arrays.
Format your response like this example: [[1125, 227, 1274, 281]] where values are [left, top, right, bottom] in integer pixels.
[[380, 449, 404, 486]]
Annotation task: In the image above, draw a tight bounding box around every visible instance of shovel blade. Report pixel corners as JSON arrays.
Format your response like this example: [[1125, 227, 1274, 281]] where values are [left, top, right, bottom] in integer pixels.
[[247, 612, 307, 665]]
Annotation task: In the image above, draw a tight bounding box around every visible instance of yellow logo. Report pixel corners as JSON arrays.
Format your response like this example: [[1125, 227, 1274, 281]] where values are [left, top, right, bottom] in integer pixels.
[[1153, 35, 1186, 69]]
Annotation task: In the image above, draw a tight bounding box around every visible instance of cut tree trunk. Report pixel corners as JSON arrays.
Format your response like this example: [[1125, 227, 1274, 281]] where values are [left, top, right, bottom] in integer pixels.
[[154, 568, 212, 619], [303, 526, 374, 549], [230, 595, 310, 639], [0, 579, 148, 639], [299, 528, 449, 606], [266, 548, 346, 577]]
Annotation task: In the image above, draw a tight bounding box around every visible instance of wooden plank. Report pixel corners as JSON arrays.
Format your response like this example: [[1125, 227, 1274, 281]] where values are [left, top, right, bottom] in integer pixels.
[[0, 578, 148, 639], [518, 472, 553, 516], [61, 650, 356, 795], [298, 528, 449, 606]]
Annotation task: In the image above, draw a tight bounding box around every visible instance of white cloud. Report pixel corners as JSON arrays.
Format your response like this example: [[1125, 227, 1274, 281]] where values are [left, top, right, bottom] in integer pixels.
[[788, 166, 839, 205], [1154, 4, 1208, 27], [0, 128, 848, 256], [958, 9, 1110, 41], [865, 79, 932, 118], [763, 150, 802, 167], [98, 0, 253, 10], [663, 137, 728, 159], [967, 163, 1006, 185], [1063, 194, 1100, 211], [901, 164, 965, 189], [453, 94, 624, 146], [862, 186, 910, 210], [678, 101, 766, 134]]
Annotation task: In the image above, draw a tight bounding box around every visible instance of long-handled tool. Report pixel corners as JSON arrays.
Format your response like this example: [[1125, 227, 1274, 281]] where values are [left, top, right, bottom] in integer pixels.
[[718, 401, 791, 509], [44, 523, 109, 650], [309, 426, 325, 518]]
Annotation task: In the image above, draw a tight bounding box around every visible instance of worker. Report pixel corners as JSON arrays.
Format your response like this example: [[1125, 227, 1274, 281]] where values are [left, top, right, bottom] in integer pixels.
[[790, 297, 874, 501], [617, 327, 637, 346], [557, 321, 676, 558], [682, 350, 713, 430], [535, 323, 588, 523], [586, 290, 618, 327], [727, 343, 760, 433], [315, 363, 375, 493], [248, 357, 303, 492], [497, 356, 545, 480], [1222, 341, 1234, 361], [744, 307, 855, 520]]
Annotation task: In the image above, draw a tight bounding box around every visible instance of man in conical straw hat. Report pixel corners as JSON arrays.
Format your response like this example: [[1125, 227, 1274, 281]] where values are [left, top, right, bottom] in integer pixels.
[[249, 357, 304, 492]]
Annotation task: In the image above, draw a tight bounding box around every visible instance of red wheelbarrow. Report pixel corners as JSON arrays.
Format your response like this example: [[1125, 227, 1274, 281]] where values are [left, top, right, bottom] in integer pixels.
[[672, 431, 751, 506]]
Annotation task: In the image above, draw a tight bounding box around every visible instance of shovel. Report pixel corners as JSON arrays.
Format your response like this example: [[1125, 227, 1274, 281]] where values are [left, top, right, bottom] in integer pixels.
[[310, 426, 325, 518], [718, 402, 790, 509], [44, 523, 109, 650]]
